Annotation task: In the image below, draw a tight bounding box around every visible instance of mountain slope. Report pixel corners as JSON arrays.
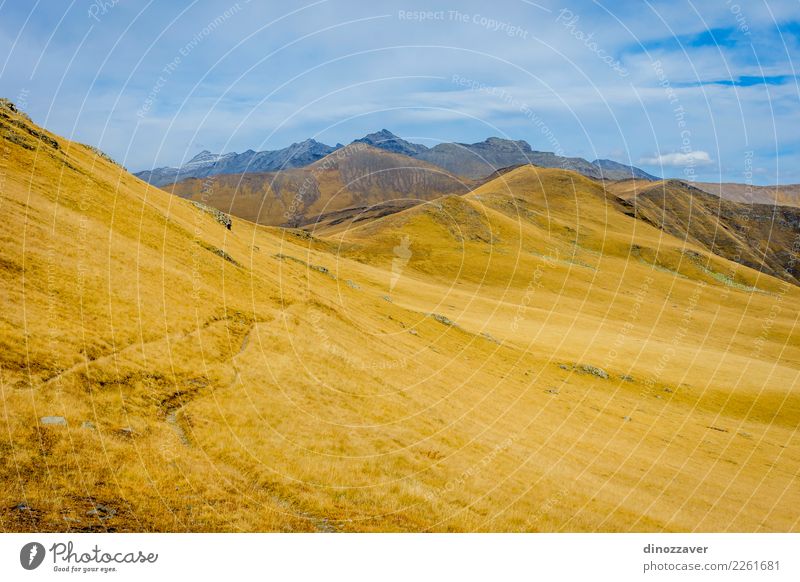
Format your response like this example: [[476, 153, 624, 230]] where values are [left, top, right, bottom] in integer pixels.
[[2, 101, 799, 533], [593, 158, 659, 181], [166, 144, 474, 227], [608, 179, 800, 284], [695, 181, 800, 207]]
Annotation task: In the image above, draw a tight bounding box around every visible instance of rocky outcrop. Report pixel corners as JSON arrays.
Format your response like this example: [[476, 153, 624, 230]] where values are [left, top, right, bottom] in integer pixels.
[[191, 200, 232, 230]]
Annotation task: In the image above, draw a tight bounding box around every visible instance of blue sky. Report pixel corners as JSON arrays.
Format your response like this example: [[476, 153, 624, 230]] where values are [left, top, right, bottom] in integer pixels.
[[1, 0, 798, 184]]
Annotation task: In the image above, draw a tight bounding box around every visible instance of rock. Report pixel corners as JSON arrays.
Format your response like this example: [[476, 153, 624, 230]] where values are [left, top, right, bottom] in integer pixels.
[[40, 416, 67, 426], [115, 427, 135, 439], [409, 329, 418, 336], [87, 504, 116, 520], [315, 517, 337, 533], [623, 416, 632, 422], [212, 247, 237, 265], [0, 99, 32, 122], [289, 229, 313, 240], [578, 364, 609, 379], [429, 313, 456, 327], [191, 200, 232, 230], [82, 143, 123, 168], [0, 98, 19, 113]]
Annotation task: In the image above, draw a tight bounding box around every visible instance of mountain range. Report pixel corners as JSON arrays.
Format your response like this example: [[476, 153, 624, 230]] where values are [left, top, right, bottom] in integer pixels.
[[134, 129, 658, 186], [134, 138, 340, 186]]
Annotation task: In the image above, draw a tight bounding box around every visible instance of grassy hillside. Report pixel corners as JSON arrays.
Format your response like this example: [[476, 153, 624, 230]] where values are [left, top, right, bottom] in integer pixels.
[[1, 102, 799, 532]]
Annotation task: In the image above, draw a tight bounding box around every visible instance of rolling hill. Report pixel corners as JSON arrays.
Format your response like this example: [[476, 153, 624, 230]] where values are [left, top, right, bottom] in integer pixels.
[[2, 99, 799, 533]]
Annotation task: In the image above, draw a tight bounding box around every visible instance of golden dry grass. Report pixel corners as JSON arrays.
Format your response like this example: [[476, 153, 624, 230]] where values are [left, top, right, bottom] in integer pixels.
[[1, 105, 798, 532]]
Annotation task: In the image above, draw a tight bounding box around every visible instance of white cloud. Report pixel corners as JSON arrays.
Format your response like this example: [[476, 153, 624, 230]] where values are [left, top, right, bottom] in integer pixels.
[[640, 151, 714, 166]]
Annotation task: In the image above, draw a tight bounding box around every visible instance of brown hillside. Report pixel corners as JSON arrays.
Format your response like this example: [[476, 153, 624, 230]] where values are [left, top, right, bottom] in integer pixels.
[[609, 179, 800, 285], [166, 144, 474, 228]]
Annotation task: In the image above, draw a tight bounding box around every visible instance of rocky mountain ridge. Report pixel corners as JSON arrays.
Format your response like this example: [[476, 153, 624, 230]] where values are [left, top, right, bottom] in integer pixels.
[[135, 130, 657, 186]]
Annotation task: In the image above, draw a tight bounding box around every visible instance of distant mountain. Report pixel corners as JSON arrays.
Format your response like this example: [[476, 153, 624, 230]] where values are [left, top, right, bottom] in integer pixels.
[[592, 159, 659, 181], [166, 144, 473, 227], [136, 130, 659, 187], [353, 129, 428, 157], [390, 135, 656, 182], [134, 139, 339, 187], [413, 137, 606, 180]]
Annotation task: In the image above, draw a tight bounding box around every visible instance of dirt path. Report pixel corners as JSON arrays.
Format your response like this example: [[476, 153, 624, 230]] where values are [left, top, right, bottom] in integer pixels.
[[226, 324, 253, 389], [40, 319, 233, 389], [165, 324, 255, 448], [165, 410, 191, 447], [268, 493, 338, 532]]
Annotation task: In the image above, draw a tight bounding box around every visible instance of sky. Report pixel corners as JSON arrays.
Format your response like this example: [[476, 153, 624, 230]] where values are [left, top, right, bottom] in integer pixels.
[[1, 0, 799, 184]]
